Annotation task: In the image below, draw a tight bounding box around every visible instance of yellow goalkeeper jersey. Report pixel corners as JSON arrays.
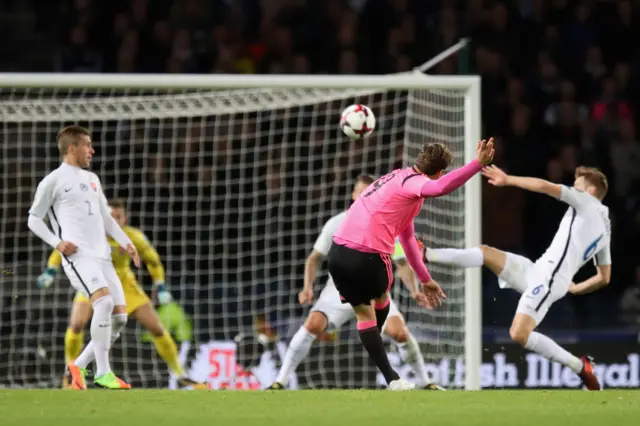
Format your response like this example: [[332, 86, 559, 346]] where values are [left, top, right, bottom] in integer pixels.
[[47, 226, 165, 285]]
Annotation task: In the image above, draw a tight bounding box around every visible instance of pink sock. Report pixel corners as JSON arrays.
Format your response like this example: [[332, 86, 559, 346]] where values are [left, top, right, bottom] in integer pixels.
[[357, 320, 377, 331]]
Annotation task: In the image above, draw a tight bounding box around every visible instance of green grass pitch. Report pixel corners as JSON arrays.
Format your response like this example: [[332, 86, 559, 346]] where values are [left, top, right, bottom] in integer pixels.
[[1, 390, 639, 426]]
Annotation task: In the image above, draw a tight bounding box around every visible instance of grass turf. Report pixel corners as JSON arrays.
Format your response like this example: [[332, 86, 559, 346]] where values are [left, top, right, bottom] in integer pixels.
[[1, 390, 638, 426]]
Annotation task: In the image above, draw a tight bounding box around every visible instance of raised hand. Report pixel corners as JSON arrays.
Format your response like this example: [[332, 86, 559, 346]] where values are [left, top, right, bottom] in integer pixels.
[[481, 165, 509, 186], [56, 240, 78, 256], [476, 138, 495, 165]]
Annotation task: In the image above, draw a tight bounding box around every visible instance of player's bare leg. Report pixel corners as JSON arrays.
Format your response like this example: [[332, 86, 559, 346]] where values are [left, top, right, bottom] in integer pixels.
[[510, 312, 599, 390], [383, 316, 443, 390], [133, 303, 206, 389], [268, 312, 328, 389], [71, 289, 131, 390], [62, 300, 91, 388]]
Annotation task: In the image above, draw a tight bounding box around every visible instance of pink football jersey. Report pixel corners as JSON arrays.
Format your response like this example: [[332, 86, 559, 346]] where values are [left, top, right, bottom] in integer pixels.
[[334, 167, 428, 254]]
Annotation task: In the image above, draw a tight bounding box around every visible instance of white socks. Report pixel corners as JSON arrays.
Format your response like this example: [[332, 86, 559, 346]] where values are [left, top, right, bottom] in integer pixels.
[[395, 333, 430, 385], [75, 295, 114, 377], [426, 247, 483, 268], [74, 342, 94, 370], [277, 327, 433, 387], [74, 312, 127, 372], [275, 327, 317, 386], [525, 331, 583, 373]]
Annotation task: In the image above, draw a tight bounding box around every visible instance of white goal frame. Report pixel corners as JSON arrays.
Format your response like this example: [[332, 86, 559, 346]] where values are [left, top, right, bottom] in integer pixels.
[[0, 72, 482, 390]]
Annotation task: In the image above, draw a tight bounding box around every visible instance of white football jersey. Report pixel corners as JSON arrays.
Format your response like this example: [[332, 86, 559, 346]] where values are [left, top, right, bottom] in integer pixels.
[[313, 211, 347, 256], [29, 163, 112, 261], [536, 185, 612, 286]]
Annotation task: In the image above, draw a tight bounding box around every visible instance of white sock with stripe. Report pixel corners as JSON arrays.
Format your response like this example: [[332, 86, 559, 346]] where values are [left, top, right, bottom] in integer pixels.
[[525, 331, 583, 373], [275, 327, 317, 386], [426, 247, 483, 267]]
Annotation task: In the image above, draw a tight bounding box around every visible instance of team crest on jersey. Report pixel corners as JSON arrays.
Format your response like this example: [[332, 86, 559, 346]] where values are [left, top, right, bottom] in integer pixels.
[[90, 182, 97, 192], [80, 183, 89, 192]]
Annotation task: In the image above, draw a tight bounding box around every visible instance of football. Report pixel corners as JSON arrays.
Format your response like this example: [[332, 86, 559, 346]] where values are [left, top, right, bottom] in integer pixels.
[[340, 104, 376, 140]]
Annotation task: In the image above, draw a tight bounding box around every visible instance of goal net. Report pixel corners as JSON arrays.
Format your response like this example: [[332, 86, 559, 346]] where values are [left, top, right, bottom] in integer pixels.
[[0, 74, 480, 389]]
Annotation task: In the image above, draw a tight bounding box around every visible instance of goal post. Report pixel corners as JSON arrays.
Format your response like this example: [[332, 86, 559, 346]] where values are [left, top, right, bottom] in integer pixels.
[[0, 72, 482, 390], [0, 72, 477, 90]]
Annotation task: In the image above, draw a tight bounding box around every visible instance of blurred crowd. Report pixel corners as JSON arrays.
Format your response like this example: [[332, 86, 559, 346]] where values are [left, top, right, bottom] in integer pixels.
[[2, 0, 640, 331]]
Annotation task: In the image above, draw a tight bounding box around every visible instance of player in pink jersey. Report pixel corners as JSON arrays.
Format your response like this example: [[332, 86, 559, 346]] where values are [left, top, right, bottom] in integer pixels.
[[327, 139, 495, 390]]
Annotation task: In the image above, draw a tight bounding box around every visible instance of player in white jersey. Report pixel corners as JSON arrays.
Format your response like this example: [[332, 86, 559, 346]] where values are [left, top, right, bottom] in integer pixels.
[[268, 175, 443, 390], [424, 165, 610, 390], [27, 125, 138, 390]]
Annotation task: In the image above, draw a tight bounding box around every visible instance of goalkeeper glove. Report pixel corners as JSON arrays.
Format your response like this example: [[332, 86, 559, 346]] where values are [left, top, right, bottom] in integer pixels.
[[141, 301, 193, 343], [36, 268, 57, 289], [154, 282, 173, 305]]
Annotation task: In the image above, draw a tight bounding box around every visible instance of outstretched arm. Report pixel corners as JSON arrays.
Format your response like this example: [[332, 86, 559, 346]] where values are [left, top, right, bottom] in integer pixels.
[[420, 159, 483, 197], [483, 165, 560, 198], [482, 166, 592, 210], [504, 176, 562, 199], [404, 138, 493, 198]]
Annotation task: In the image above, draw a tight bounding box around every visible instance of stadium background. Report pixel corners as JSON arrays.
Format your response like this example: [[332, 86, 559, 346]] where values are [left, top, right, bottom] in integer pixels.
[[1, 0, 640, 389]]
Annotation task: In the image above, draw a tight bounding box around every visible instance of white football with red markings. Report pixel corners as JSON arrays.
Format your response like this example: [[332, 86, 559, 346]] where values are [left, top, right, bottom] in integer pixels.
[[340, 104, 376, 140]]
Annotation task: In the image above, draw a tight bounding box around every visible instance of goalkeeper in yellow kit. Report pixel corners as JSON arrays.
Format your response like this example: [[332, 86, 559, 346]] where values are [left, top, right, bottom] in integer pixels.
[[37, 199, 205, 389]]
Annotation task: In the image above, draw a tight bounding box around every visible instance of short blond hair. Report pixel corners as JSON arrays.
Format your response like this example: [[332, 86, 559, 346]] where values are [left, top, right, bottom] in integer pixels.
[[57, 125, 91, 155], [575, 166, 608, 200]]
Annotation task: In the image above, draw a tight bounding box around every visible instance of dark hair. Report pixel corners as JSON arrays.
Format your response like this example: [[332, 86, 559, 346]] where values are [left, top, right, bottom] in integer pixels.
[[355, 174, 376, 186], [575, 166, 608, 200], [415, 143, 453, 175], [57, 125, 91, 155], [108, 198, 126, 209]]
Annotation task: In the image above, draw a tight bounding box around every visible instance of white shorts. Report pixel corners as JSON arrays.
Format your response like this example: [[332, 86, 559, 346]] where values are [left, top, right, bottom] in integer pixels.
[[310, 277, 402, 332], [63, 257, 126, 307], [499, 252, 570, 325]]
